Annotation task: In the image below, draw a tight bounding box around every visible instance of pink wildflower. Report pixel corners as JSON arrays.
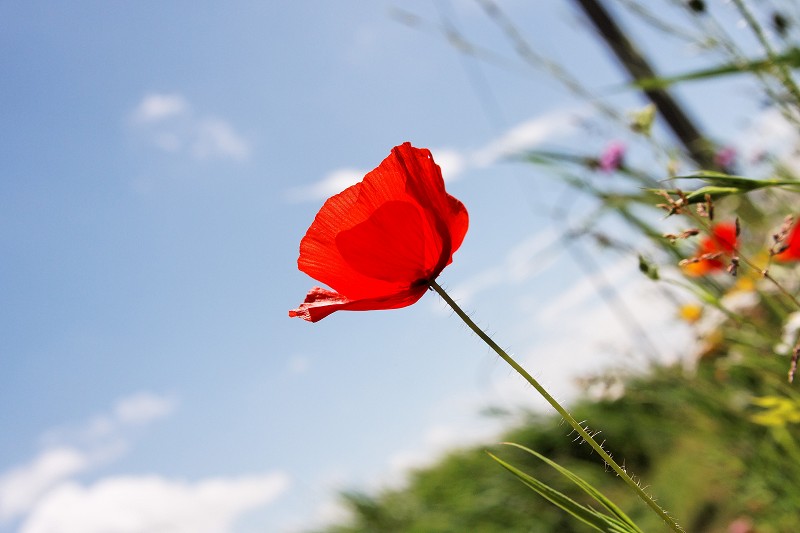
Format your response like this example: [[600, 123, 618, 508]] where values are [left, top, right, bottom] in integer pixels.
[[599, 141, 625, 172], [714, 146, 737, 172], [727, 517, 753, 533]]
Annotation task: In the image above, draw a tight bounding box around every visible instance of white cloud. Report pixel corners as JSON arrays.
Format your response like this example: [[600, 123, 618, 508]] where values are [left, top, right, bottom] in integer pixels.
[[284, 168, 365, 203], [295, 409, 508, 533], [386, 422, 501, 482], [18, 473, 290, 533], [153, 132, 183, 153], [133, 93, 189, 124], [449, 229, 561, 303], [1, 392, 176, 526], [471, 108, 588, 167], [192, 118, 250, 161], [114, 392, 177, 426], [287, 355, 311, 375], [303, 499, 352, 532], [286, 108, 585, 203], [0, 448, 89, 523], [284, 146, 467, 203], [732, 106, 800, 178], [515, 255, 689, 388], [41, 391, 177, 448], [130, 92, 250, 162], [527, 254, 632, 324], [431, 148, 466, 183], [1, 391, 291, 533], [516, 279, 684, 398]]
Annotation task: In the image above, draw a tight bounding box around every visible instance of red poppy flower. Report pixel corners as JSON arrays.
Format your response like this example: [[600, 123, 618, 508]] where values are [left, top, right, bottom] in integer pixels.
[[774, 219, 800, 262], [682, 222, 737, 276], [289, 143, 469, 322]]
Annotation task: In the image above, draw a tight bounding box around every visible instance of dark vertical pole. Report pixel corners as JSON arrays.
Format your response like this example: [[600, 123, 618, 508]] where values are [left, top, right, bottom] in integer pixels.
[[572, 0, 716, 169]]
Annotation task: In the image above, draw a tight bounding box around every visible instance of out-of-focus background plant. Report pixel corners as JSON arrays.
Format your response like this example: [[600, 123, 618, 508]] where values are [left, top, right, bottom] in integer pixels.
[[313, 1, 800, 531]]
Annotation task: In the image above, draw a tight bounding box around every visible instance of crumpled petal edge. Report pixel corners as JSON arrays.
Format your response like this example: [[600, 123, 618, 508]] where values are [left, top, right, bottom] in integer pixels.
[[289, 286, 427, 322]]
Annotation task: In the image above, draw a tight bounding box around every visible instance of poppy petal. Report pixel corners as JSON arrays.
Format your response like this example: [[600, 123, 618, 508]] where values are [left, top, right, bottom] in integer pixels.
[[298, 181, 409, 300], [775, 221, 800, 262], [705, 222, 737, 254], [683, 258, 725, 277], [443, 194, 469, 267], [682, 222, 737, 276], [336, 200, 428, 283], [389, 143, 469, 271], [289, 286, 427, 323]]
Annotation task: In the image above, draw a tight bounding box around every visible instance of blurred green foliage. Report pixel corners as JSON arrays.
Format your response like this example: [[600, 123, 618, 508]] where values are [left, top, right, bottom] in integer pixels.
[[317, 348, 800, 532], [313, 1, 800, 531]]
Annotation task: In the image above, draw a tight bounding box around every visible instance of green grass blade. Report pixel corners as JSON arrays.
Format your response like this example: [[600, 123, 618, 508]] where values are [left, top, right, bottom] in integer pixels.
[[669, 171, 800, 190], [487, 451, 640, 533], [632, 47, 800, 90], [500, 442, 644, 533]]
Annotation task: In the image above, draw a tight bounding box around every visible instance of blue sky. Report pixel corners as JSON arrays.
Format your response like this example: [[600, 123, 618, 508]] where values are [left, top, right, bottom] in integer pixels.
[[0, 1, 782, 532]]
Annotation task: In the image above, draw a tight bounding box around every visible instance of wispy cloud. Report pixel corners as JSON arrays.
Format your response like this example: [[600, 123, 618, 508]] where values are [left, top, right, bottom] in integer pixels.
[[0, 391, 290, 532], [19, 473, 289, 533], [133, 93, 189, 124], [287, 355, 311, 375], [448, 228, 562, 304], [299, 412, 507, 533], [431, 148, 467, 182], [40, 391, 177, 448], [284, 168, 365, 203], [284, 147, 467, 203], [191, 118, 250, 161], [1, 391, 176, 525], [471, 108, 588, 167], [0, 447, 89, 523], [385, 422, 502, 482], [734, 106, 800, 175], [526, 255, 633, 324], [130, 92, 250, 162], [286, 107, 585, 202], [113, 391, 176, 425]]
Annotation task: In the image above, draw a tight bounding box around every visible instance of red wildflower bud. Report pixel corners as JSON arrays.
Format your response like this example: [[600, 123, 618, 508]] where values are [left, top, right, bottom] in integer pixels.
[[290, 143, 469, 322], [774, 217, 800, 262], [682, 222, 737, 277]]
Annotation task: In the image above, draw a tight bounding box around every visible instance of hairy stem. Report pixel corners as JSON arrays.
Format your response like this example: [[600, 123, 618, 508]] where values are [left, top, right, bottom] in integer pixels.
[[429, 279, 684, 532]]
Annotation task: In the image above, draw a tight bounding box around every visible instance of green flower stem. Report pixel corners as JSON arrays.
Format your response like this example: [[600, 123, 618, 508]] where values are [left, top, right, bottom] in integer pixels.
[[429, 279, 683, 533]]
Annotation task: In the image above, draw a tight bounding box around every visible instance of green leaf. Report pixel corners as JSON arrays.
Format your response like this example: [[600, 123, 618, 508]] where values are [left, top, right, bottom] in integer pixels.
[[670, 171, 800, 190], [638, 254, 660, 281], [650, 172, 800, 205], [646, 186, 742, 204], [500, 442, 644, 533], [632, 47, 800, 90], [487, 451, 640, 533], [516, 149, 596, 168], [629, 104, 656, 135]]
